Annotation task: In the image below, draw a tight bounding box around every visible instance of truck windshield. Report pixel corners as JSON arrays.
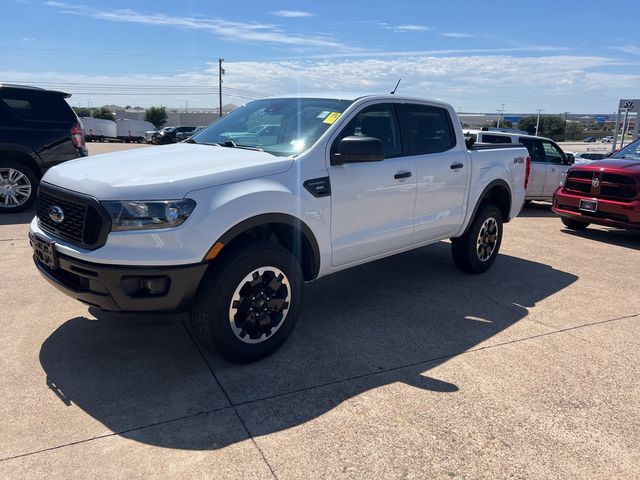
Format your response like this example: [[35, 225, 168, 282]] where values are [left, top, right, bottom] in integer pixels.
[[191, 98, 353, 157], [613, 138, 640, 160]]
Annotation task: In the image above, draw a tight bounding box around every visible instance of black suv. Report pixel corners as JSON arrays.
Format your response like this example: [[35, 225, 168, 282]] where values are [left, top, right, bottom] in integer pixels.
[[0, 84, 87, 213], [154, 126, 197, 144]]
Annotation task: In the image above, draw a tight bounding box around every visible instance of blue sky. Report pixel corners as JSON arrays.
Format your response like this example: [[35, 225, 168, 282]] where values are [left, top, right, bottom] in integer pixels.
[[2, 0, 640, 113]]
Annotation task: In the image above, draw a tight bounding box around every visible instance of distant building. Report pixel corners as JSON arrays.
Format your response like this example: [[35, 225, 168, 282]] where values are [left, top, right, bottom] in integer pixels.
[[114, 105, 237, 127]]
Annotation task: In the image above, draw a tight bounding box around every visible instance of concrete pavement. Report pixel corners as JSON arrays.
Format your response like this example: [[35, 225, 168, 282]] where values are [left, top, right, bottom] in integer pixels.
[[1, 201, 638, 479]]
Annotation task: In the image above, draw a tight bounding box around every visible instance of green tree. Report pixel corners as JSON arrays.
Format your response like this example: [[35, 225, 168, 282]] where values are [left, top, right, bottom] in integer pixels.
[[72, 106, 114, 120], [518, 115, 565, 139], [93, 106, 115, 121], [490, 119, 513, 128], [565, 122, 585, 141], [72, 107, 92, 117], [145, 106, 168, 129]]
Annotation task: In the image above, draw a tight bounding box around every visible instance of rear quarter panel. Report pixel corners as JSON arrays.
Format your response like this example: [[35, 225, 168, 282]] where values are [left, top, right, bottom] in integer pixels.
[[457, 146, 527, 235]]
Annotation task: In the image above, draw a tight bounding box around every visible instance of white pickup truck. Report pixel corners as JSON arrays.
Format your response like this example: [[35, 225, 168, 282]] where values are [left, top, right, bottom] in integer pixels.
[[30, 94, 529, 362]]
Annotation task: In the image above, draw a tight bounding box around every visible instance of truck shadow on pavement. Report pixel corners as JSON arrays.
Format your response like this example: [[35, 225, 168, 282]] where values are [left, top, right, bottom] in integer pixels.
[[517, 201, 556, 218], [39, 242, 578, 451]]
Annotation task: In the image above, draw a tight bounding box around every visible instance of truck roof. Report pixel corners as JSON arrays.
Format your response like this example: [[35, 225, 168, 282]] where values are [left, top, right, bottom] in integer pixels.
[[464, 129, 555, 143], [267, 92, 454, 109]]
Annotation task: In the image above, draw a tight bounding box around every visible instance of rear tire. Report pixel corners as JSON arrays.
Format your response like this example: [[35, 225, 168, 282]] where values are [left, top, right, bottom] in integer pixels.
[[190, 241, 304, 363], [561, 217, 589, 231], [0, 160, 38, 213], [451, 202, 503, 274]]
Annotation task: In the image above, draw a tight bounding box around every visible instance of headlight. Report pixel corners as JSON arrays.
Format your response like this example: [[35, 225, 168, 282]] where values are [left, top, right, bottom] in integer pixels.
[[102, 199, 196, 231]]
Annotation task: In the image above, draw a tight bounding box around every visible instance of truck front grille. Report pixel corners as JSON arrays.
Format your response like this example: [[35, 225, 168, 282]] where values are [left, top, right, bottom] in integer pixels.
[[37, 184, 111, 249], [564, 170, 637, 201]]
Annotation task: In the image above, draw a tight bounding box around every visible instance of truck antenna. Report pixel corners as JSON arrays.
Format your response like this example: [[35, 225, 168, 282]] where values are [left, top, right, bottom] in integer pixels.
[[390, 79, 401, 94]]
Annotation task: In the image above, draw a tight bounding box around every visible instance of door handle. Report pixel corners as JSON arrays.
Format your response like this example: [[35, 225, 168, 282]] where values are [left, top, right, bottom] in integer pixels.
[[394, 171, 412, 179], [450, 162, 464, 170]]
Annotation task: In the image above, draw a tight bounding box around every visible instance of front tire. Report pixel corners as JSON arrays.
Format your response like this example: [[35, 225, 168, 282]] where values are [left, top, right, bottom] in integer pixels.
[[0, 160, 38, 213], [190, 241, 304, 363], [451, 202, 503, 273], [561, 217, 589, 231]]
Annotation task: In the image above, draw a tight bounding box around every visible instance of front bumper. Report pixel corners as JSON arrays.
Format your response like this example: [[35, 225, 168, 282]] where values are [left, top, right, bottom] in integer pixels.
[[552, 187, 640, 230], [30, 232, 209, 312]]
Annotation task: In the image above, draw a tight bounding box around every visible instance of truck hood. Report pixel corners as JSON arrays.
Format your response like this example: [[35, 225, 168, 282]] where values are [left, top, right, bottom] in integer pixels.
[[42, 144, 294, 200], [576, 158, 640, 172]]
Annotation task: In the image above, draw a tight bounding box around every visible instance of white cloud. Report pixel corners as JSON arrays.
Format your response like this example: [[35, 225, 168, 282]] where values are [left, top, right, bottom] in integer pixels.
[[610, 45, 640, 56], [305, 46, 570, 59], [440, 32, 474, 38], [385, 24, 432, 33], [271, 10, 314, 18], [44, 2, 351, 51], [5, 54, 638, 112]]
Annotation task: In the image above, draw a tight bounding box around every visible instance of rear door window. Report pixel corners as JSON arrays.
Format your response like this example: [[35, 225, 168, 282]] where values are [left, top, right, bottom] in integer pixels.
[[0, 93, 75, 123], [519, 137, 545, 162], [404, 104, 456, 154], [481, 134, 512, 144]]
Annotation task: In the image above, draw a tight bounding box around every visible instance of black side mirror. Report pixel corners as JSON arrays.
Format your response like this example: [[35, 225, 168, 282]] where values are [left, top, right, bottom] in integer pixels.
[[331, 136, 385, 165], [465, 136, 475, 149], [564, 153, 575, 165]]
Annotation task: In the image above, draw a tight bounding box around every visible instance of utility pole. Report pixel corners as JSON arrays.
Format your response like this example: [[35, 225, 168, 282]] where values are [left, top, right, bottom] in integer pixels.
[[218, 58, 225, 118], [497, 104, 505, 128], [535, 109, 544, 136], [563, 112, 569, 141]]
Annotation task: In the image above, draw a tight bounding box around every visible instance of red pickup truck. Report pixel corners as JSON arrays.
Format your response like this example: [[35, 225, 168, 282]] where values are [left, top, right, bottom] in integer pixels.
[[552, 139, 640, 230]]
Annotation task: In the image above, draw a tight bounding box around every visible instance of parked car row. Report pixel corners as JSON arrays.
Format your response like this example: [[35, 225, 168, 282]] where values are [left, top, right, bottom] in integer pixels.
[[144, 125, 203, 144]]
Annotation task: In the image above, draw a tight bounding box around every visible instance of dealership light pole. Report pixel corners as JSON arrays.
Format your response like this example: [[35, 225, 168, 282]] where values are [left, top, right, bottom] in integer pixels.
[[218, 58, 225, 118]]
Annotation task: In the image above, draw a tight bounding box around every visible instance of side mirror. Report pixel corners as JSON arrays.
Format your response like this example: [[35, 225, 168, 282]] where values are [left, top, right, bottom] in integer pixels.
[[564, 153, 575, 165], [331, 136, 385, 165], [465, 136, 475, 149]]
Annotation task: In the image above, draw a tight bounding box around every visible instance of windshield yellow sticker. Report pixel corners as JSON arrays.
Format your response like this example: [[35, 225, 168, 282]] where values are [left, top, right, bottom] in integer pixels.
[[323, 112, 341, 124]]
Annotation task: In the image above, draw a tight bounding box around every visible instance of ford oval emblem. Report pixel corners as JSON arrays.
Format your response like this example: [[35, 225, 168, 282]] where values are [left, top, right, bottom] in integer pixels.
[[48, 205, 65, 223], [591, 177, 600, 188]]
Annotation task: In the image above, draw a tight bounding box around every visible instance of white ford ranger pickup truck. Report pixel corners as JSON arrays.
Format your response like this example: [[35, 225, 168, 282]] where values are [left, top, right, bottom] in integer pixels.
[[29, 94, 530, 362]]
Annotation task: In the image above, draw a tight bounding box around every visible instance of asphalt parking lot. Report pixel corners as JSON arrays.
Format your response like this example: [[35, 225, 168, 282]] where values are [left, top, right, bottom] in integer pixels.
[[1, 145, 639, 479]]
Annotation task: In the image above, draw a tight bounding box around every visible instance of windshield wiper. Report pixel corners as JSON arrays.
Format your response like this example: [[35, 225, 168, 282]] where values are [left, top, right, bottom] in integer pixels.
[[184, 138, 198, 144], [215, 140, 264, 152]]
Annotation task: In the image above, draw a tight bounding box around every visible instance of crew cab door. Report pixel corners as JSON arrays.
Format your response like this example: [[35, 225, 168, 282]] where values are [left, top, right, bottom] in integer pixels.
[[540, 140, 570, 197], [518, 137, 546, 198], [328, 103, 417, 266], [403, 103, 469, 242]]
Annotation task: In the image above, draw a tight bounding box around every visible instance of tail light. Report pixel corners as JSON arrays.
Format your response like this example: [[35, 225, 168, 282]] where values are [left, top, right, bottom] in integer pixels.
[[71, 122, 85, 149], [524, 155, 531, 190]]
